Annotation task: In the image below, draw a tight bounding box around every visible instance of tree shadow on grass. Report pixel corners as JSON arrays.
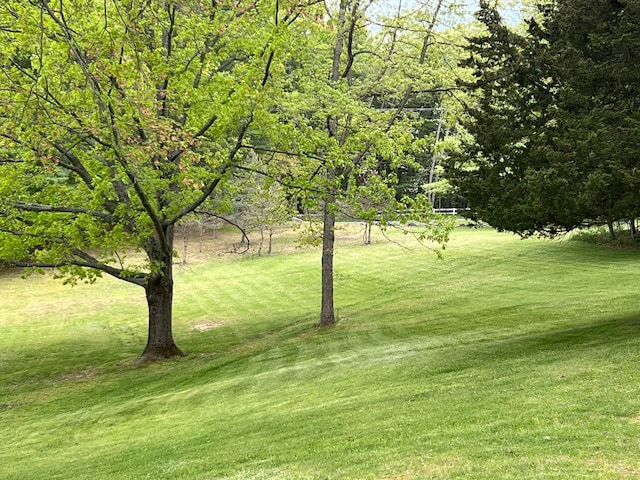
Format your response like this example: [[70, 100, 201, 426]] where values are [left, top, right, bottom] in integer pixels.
[[4, 310, 640, 415], [0, 265, 27, 280], [435, 313, 640, 376], [518, 238, 640, 265], [0, 313, 321, 401]]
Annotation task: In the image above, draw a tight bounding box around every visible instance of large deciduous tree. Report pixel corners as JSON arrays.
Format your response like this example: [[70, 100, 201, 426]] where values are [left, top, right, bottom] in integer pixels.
[[447, 0, 640, 237], [0, 0, 316, 362]]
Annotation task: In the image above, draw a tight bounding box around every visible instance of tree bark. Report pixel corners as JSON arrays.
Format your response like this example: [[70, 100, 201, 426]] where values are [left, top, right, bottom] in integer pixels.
[[320, 191, 336, 327], [363, 221, 372, 245], [319, 0, 347, 328], [607, 218, 616, 241], [140, 227, 184, 363]]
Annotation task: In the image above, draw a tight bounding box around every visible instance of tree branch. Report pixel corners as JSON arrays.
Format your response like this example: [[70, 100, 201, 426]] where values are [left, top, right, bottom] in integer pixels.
[[168, 28, 280, 225], [114, 150, 170, 254], [242, 145, 327, 163], [70, 247, 147, 285], [52, 142, 95, 189], [12, 201, 115, 221], [341, 0, 360, 78], [38, 0, 109, 114], [233, 164, 325, 194], [195, 211, 251, 254], [0, 226, 146, 286]]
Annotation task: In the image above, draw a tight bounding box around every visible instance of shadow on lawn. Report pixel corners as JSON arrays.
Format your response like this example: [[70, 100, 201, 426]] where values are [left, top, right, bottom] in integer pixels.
[[0, 265, 26, 279], [0, 314, 321, 395], [446, 313, 640, 371], [521, 238, 640, 265], [4, 308, 639, 410]]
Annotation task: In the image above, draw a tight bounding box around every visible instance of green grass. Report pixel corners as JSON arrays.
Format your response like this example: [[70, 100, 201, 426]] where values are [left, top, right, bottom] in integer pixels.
[[2, 226, 640, 479], [569, 225, 639, 248]]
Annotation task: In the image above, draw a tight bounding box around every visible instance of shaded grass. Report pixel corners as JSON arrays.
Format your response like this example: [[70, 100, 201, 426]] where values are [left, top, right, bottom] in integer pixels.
[[568, 225, 640, 249], [2, 227, 640, 479]]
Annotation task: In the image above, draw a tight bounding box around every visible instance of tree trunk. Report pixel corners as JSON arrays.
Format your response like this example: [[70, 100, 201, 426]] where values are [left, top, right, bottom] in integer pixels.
[[140, 228, 184, 363], [363, 221, 372, 245], [607, 218, 616, 241], [320, 0, 344, 328], [320, 193, 336, 327], [182, 223, 189, 265]]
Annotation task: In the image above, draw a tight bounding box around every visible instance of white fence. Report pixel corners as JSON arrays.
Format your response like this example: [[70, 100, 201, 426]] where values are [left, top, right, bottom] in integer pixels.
[[434, 208, 465, 215]]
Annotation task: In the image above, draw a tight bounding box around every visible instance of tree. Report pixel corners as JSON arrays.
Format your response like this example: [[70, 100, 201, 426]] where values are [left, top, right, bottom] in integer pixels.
[[0, 0, 318, 362], [225, 152, 295, 255], [276, 0, 460, 326], [446, 0, 640, 237]]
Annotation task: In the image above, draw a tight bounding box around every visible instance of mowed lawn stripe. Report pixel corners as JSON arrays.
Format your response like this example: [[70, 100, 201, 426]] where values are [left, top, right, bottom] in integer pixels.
[[1, 227, 640, 479]]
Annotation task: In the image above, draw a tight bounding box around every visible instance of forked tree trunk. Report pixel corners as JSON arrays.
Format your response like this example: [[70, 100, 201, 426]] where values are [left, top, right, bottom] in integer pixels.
[[140, 228, 184, 363], [363, 221, 372, 245], [320, 194, 336, 327]]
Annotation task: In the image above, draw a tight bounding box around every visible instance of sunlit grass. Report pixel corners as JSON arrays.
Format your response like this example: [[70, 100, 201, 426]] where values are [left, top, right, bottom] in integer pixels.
[[2, 226, 640, 479]]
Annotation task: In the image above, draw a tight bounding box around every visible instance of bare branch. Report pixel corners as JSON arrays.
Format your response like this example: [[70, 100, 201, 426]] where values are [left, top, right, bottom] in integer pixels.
[[233, 164, 325, 194], [261, 50, 275, 87], [70, 247, 147, 285], [242, 145, 327, 163], [158, 2, 177, 119], [113, 150, 170, 254], [194, 114, 218, 137], [195, 210, 251, 254], [10, 257, 146, 286]]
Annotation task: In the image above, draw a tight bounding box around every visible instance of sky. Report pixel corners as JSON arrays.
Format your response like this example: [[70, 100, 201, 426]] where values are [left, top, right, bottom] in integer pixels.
[[366, 0, 529, 28]]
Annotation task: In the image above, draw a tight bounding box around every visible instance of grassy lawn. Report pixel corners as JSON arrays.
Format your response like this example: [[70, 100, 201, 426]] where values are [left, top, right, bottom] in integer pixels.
[[1, 226, 640, 479]]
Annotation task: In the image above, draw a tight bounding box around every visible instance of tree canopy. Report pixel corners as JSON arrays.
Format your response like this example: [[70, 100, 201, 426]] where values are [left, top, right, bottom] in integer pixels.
[[0, 0, 318, 361], [0, 0, 461, 360], [446, 0, 640, 237]]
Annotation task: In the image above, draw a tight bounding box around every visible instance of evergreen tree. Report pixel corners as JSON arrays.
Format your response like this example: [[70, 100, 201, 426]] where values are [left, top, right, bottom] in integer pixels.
[[447, 0, 640, 237]]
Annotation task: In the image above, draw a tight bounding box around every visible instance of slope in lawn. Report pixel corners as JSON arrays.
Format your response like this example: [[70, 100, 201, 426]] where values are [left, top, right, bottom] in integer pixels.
[[1, 227, 640, 479]]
